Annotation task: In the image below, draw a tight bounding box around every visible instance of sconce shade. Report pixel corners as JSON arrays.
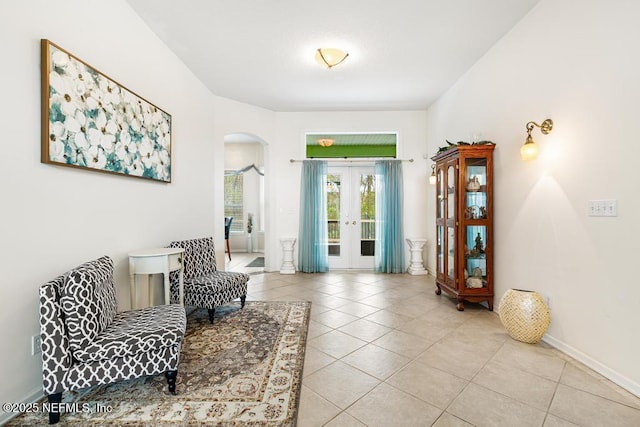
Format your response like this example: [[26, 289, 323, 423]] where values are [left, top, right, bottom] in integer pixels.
[[520, 136, 539, 161], [521, 119, 552, 161], [317, 138, 334, 147], [429, 164, 437, 185], [315, 48, 349, 68]]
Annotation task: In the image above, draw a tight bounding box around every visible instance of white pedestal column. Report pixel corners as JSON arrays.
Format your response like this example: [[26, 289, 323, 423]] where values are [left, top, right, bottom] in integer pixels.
[[280, 237, 297, 275], [406, 238, 428, 275]]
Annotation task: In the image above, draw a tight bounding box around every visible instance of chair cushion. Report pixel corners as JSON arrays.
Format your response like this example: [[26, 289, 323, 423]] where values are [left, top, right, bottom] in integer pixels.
[[168, 237, 217, 277], [60, 256, 117, 354], [73, 304, 186, 363], [171, 271, 249, 308], [184, 271, 249, 293]]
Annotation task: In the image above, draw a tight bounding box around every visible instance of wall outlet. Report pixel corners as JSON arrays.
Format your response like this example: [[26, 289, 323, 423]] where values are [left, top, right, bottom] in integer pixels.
[[31, 335, 42, 355]]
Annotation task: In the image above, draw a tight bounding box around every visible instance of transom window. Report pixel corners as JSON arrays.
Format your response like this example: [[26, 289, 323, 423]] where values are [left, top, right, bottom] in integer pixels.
[[305, 133, 397, 158]]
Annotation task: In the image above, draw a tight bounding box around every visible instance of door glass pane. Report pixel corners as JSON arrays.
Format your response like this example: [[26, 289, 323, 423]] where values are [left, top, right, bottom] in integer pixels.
[[437, 225, 444, 275], [447, 165, 455, 220], [465, 225, 487, 288], [360, 173, 375, 256], [327, 174, 341, 256], [447, 226, 455, 278], [437, 168, 444, 219], [464, 158, 487, 219]]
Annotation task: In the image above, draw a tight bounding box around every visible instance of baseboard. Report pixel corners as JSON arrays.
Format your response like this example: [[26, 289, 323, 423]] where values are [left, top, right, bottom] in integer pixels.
[[0, 386, 43, 425], [543, 334, 640, 398]]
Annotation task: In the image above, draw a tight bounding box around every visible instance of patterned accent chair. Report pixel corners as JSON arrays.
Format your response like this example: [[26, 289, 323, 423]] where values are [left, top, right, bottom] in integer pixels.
[[39, 256, 186, 424], [168, 237, 249, 323]]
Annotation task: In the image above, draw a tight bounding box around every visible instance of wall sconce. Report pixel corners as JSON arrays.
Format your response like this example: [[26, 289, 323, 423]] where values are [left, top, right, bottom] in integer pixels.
[[315, 48, 349, 69], [521, 119, 553, 161], [429, 164, 437, 185], [317, 138, 334, 147]]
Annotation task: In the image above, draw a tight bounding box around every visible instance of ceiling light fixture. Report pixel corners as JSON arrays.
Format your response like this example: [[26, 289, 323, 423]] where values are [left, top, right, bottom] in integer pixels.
[[521, 119, 553, 161], [315, 48, 349, 69], [317, 138, 334, 147]]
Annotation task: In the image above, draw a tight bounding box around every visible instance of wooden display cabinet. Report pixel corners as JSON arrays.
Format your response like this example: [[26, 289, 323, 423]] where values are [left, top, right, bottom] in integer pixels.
[[432, 144, 495, 311]]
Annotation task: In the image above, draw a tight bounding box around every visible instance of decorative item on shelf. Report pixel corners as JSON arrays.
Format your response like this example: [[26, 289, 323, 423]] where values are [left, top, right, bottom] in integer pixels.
[[498, 289, 551, 343], [315, 48, 349, 69], [436, 139, 495, 154], [464, 206, 476, 219], [247, 213, 254, 234], [465, 267, 484, 288], [465, 205, 487, 220], [468, 232, 485, 258], [466, 176, 481, 192], [521, 118, 553, 161], [429, 164, 436, 185]]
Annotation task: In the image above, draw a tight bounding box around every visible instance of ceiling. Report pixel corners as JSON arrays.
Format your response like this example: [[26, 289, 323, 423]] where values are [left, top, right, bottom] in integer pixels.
[[126, 0, 540, 112]]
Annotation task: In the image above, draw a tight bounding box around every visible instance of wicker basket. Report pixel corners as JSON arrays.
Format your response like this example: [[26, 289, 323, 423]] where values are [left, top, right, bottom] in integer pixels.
[[498, 289, 551, 344]]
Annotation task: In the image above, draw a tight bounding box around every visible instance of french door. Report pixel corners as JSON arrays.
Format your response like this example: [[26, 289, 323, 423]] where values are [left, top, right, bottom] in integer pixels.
[[327, 166, 376, 269]]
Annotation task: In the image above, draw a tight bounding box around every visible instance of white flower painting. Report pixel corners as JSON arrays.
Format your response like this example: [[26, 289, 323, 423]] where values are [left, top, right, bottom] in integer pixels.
[[41, 40, 172, 182]]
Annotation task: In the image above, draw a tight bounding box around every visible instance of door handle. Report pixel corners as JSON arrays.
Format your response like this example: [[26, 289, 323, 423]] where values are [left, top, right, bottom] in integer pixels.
[[352, 221, 357, 225]]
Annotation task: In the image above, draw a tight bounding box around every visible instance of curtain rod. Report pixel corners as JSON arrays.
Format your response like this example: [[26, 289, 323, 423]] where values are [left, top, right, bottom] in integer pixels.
[[289, 158, 413, 163]]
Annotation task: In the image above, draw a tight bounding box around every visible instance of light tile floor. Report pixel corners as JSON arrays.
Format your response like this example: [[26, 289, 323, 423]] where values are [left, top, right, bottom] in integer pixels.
[[228, 255, 640, 426]]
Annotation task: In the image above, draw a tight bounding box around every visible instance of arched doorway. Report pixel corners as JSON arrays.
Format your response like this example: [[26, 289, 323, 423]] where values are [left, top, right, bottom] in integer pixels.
[[224, 132, 268, 274]]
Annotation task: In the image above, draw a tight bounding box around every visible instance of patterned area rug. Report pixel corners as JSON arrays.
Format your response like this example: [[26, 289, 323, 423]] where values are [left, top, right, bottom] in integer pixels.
[[11, 301, 310, 426]]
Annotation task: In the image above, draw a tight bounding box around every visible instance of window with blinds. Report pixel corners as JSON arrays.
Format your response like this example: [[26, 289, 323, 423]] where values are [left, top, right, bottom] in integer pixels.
[[224, 173, 244, 232]]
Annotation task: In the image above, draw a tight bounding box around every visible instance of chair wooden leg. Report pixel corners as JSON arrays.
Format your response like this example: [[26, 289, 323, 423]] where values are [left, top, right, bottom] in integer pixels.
[[165, 370, 177, 395], [226, 238, 231, 261], [240, 295, 246, 308], [208, 308, 215, 323], [47, 392, 62, 424]]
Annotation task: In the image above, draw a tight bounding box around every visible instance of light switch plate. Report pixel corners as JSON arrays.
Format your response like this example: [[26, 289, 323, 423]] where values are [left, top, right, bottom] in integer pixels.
[[588, 199, 618, 217]]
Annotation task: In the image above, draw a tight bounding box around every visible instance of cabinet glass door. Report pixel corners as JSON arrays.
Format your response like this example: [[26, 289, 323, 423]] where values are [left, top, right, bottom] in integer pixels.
[[464, 158, 487, 220], [447, 165, 456, 220], [446, 164, 456, 279], [437, 168, 445, 220], [437, 225, 444, 275], [436, 167, 445, 277], [465, 225, 487, 288], [464, 157, 488, 289]]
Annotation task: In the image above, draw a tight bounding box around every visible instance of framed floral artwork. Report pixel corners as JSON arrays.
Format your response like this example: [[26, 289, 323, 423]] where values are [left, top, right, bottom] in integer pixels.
[[41, 39, 172, 182]]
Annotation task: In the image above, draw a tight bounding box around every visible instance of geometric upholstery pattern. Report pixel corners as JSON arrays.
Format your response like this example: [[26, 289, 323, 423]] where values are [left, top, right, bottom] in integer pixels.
[[59, 256, 117, 355], [168, 237, 249, 322], [39, 256, 186, 423]]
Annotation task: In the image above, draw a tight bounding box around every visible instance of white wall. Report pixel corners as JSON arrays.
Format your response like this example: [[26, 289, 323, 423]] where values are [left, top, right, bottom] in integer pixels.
[[0, 0, 219, 414], [425, 0, 640, 394], [271, 111, 430, 271]]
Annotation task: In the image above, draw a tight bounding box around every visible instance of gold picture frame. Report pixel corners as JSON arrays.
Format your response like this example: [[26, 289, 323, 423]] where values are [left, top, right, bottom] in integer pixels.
[[41, 39, 172, 182]]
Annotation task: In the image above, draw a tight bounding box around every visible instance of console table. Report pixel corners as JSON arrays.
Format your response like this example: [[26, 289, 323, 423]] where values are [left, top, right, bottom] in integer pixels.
[[129, 247, 184, 309]]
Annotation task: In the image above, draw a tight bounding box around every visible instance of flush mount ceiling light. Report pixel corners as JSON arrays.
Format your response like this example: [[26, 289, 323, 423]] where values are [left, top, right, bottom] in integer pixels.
[[315, 48, 349, 69], [317, 138, 334, 147], [521, 119, 553, 161]]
